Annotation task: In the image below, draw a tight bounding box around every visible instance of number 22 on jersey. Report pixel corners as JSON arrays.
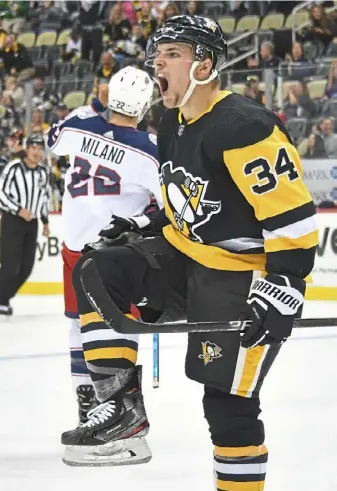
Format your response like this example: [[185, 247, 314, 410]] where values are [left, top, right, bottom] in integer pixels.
[[67, 157, 121, 198]]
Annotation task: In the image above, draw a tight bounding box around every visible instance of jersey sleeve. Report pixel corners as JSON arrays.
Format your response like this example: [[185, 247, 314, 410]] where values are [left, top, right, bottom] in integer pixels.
[[47, 98, 107, 155], [138, 132, 164, 209], [221, 118, 318, 279], [0, 161, 21, 214]]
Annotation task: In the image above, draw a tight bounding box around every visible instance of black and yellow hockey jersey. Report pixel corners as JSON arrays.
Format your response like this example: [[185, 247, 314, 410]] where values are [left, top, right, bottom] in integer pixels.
[[157, 91, 318, 279]]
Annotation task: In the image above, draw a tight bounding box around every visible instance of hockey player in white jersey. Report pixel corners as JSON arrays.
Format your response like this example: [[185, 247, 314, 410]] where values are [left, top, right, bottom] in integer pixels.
[[47, 67, 163, 424]]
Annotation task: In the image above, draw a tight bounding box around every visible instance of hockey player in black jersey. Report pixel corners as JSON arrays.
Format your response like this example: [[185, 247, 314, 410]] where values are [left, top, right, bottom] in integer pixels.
[[61, 15, 318, 489]]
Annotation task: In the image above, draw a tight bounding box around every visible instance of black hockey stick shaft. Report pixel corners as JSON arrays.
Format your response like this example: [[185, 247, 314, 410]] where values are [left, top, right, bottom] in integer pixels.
[[81, 258, 337, 335]]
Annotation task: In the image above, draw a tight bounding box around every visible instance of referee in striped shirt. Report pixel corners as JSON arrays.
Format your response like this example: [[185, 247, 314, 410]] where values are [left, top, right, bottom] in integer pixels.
[[0, 134, 50, 316]]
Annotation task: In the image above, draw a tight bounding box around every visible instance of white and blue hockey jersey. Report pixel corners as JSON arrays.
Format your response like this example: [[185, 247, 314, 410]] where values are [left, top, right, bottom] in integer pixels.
[[48, 101, 162, 251]]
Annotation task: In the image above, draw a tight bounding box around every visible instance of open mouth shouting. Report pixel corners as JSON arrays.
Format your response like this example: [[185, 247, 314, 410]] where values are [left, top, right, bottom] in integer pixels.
[[156, 73, 169, 97]]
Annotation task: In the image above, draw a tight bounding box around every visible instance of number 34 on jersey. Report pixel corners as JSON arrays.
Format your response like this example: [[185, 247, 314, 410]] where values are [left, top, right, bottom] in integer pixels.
[[224, 127, 310, 223]]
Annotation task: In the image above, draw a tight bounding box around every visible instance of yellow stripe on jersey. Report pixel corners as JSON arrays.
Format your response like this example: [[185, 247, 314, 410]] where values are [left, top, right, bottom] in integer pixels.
[[215, 445, 268, 458], [80, 312, 103, 326], [264, 229, 319, 253], [216, 480, 265, 491], [84, 347, 138, 364], [223, 125, 313, 222], [163, 224, 266, 271]]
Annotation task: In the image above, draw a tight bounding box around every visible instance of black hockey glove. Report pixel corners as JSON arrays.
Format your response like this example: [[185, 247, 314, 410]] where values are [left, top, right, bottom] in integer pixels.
[[82, 237, 112, 255], [241, 274, 305, 349], [99, 214, 150, 240]]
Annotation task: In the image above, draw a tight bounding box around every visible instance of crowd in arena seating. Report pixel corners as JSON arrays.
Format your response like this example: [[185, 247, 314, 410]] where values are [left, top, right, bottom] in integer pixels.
[[0, 1, 337, 209]]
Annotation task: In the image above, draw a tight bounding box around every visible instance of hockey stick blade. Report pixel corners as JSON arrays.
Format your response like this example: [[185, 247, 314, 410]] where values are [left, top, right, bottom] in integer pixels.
[[80, 258, 337, 334]]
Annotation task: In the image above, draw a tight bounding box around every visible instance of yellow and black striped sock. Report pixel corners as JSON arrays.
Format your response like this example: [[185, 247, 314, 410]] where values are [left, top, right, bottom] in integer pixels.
[[80, 311, 139, 401], [214, 445, 268, 491]]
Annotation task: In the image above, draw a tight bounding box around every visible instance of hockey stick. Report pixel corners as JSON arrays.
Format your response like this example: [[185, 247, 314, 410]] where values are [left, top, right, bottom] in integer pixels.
[[81, 258, 337, 335], [153, 333, 160, 388]]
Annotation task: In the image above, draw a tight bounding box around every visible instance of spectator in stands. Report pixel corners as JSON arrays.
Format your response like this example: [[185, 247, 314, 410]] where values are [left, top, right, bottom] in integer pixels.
[[31, 75, 59, 113], [121, 1, 137, 25], [227, 1, 248, 19], [246, 0, 270, 17], [247, 41, 280, 70], [302, 4, 337, 49], [79, 0, 107, 67], [31, 0, 65, 32], [0, 1, 28, 34], [49, 102, 70, 126], [93, 51, 119, 96], [61, 23, 82, 63], [0, 94, 21, 140], [284, 81, 317, 120], [162, 2, 180, 21], [285, 41, 314, 80], [319, 117, 337, 158], [105, 3, 132, 45], [23, 109, 50, 137], [0, 13, 8, 49], [137, 2, 157, 39], [128, 23, 147, 52], [1, 34, 35, 82], [304, 133, 328, 158], [2, 75, 24, 108], [243, 75, 265, 105], [325, 60, 337, 99], [4, 127, 25, 160], [54, 102, 69, 123], [186, 1, 204, 16]]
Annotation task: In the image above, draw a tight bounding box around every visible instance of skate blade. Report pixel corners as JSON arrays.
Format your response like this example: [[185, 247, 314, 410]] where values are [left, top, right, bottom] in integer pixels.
[[62, 436, 152, 467]]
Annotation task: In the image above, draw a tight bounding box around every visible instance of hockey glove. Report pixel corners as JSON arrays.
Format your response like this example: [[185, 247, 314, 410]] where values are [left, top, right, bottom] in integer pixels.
[[99, 214, 150, 240], [241, 274, 305, 349], [82, 237, 114, 255]]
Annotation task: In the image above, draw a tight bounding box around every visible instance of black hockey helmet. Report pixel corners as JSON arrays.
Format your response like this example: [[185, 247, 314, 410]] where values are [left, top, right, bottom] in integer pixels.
[[146, 15, 227, 73], [26, 133, 45, 149]]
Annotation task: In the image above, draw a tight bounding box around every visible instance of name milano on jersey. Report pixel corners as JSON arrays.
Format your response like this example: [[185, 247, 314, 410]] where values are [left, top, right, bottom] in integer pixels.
[[47, 103, 163, 251]]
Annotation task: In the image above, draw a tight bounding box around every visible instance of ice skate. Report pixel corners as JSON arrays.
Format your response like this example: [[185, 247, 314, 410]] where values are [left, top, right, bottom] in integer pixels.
[[62, 366, 151, 466], [76, 385, 99, 424]]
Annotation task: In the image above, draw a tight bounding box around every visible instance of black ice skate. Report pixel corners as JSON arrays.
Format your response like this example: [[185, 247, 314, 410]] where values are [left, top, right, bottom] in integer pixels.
[[62, 366, 151, 467], [77, 385, 99, 424]]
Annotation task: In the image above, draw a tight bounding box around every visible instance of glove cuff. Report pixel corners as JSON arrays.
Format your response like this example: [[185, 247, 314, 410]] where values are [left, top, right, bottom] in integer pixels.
[[265, 273, 306, 296], [250, 274, 304, 316], [130, 214, 150, 229]]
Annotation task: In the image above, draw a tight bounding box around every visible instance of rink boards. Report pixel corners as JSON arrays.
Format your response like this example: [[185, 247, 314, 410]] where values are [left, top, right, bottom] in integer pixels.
[[17, 211, 337, 300]]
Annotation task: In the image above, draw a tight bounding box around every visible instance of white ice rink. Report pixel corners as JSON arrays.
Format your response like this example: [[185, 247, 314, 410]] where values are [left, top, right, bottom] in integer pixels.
[[1, 296, 337, 491]]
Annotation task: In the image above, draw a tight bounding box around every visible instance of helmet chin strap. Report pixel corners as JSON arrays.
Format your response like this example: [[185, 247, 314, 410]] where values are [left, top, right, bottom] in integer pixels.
[[176, 61, 219, 108]]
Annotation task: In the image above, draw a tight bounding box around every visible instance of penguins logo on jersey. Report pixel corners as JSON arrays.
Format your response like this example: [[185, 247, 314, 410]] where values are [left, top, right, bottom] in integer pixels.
[[160, 161, 221, 242], [199, 341, 222, 365]]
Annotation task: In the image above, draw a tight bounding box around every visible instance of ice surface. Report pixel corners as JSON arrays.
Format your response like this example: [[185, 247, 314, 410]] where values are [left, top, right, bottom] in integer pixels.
[[1, 296, 337, 491]]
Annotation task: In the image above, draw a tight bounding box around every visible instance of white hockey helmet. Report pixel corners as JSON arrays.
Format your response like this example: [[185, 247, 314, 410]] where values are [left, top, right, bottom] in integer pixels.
[[108, 66, 154, 122]]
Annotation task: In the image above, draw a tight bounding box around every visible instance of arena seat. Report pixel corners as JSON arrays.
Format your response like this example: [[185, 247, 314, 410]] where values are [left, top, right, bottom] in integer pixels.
[[260, 13, 285, 31], [63, 91, 86, 109], [17, 32, 36, 48], [36, 31, 57, 47]]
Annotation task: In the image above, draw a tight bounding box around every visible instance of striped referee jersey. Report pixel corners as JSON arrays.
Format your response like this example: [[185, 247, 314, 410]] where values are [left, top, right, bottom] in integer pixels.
[[0, 158, 50, 223]]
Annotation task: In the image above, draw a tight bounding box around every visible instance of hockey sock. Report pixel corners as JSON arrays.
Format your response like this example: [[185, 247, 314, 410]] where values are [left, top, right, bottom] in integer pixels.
[[69, 317, 92, 390], [79, 304, 140, 402], [214, 445, 267, 491]]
